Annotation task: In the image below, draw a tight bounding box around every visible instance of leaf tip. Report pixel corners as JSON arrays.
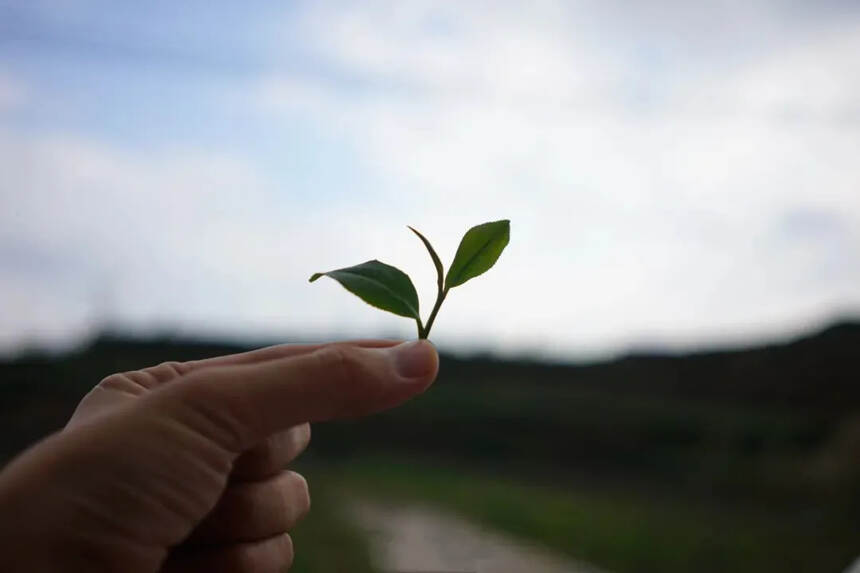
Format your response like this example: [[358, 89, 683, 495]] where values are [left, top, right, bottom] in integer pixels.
[[309, 272, 324, 282]]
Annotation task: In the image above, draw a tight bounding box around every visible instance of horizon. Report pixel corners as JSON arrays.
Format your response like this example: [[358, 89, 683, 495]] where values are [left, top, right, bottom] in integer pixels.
[[4, 313, 858, 365]]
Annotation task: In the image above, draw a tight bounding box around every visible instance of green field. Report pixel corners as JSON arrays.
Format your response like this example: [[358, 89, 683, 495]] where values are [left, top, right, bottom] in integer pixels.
[[317, 457, 857, 573], [288, 469, 377, 573]]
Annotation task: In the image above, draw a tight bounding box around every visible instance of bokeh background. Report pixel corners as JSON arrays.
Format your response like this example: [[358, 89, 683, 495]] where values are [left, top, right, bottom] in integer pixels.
[[2, 1, 859, 571]]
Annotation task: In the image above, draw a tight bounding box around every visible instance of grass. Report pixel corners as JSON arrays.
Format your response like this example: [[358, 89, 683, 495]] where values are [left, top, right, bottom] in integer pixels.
[[334, 456, 858, 573], [288, 467, 378, 573]]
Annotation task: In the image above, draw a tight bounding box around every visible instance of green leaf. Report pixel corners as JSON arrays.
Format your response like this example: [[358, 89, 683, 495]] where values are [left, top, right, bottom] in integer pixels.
[[309, 260, 420, 319], [445, 220, 510, 289], [408, 226, 444, 292]]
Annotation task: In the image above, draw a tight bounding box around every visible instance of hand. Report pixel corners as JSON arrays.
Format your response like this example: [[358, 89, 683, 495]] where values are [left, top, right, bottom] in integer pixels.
[[0, 339, 438, 572]]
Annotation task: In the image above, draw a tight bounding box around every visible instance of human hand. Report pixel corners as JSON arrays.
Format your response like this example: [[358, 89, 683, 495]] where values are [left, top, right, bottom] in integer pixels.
[[0, 339, 438, 572]]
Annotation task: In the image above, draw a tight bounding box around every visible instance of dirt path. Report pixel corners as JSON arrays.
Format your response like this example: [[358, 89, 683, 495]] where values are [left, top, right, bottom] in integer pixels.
[[350, 499, 608, 573]]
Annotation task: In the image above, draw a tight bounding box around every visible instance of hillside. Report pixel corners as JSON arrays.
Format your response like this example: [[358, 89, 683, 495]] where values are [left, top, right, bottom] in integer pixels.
[[1, 322, 858, 505]]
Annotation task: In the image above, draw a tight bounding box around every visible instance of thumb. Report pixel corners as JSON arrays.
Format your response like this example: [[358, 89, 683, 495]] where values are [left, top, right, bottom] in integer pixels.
[[147, 340, 439, 452]]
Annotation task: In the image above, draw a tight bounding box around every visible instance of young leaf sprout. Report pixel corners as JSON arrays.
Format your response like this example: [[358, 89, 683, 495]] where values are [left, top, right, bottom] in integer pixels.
[[310, 220, 510, 339]]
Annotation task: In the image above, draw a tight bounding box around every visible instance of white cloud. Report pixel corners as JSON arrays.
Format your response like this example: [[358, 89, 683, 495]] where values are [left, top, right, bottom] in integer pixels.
[[256, 0, 860, 355], [3, 1, 860, 359], [720, 21, 860, 122], [0, 130, 428, 353], [0, 71, 27, 114]]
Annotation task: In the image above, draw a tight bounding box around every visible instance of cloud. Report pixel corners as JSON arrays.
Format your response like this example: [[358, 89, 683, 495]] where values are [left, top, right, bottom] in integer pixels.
[[0, 71, 27, 114], [255, 0, 860, 355], [0, 129, 470, 355], [3, 1, 859, 358]]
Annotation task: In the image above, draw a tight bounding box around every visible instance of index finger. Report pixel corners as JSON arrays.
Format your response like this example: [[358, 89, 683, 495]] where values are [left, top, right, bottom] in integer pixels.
[[182, 339, 402, 372], [153, 340, 438, 452]]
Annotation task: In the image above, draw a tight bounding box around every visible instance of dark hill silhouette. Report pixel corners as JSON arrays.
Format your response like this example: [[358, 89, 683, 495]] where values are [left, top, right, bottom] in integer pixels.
[[423, 319, 860, 409], [1, 321, 858, 514]]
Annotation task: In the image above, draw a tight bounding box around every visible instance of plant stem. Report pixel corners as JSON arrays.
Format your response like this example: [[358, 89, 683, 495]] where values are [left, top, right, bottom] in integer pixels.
[[420, 286, 448, 339], [416, 318, 425, 339]]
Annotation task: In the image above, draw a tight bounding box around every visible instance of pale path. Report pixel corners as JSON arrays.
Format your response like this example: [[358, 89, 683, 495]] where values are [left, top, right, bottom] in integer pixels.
[[349, 499, 609, 573]]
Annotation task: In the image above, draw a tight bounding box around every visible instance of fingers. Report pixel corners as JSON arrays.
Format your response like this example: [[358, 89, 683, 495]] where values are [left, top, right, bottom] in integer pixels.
[[97, 340, 403, 395], [183, 339, 402, 373], [231, 424, 311, 481], [161, 533, 293, 573], [187, 470, 310, 544], [151, 339, 438, 452], [70, 340, 403, 429]]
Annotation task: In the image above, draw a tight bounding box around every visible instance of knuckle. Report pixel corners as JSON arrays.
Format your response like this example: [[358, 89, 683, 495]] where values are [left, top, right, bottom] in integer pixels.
[[315, 344, 356, 387], [234, 425, 311, 479], [97, 371, 150, 395], [311, 345, 380, 417], [279, 471, 310, 522], [98, 360, 191, 396], [171, 372, 257, 453], [127, 369, 159, 389], [282, 533, 295, 570], [291, 423, 312, 452], [97, 372, 127, 389], [97, 361, 190, 396], [149, 360, 191, 382], [292, 472, 311, 516]]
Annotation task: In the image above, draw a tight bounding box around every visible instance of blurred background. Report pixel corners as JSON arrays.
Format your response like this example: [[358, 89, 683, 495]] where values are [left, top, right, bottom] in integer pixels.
[[1, 1, 859, 571]]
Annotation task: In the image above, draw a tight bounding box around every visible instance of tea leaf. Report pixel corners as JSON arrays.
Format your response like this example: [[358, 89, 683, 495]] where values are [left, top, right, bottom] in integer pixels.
[[408, 226, 444, 292], [310, 260, 420, 319], [445, 220, 510, 289]]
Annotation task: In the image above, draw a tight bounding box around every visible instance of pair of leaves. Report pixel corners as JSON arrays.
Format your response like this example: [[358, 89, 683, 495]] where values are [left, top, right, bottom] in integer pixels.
[[309, 220, 510, 336]]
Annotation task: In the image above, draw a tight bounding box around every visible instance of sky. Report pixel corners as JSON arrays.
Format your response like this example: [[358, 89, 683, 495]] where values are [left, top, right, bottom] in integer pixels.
[[1, 0, 859, 360]]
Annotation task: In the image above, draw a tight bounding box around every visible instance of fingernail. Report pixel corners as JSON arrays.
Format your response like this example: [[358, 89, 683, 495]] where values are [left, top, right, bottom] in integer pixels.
[[387, 340, 436, 379]]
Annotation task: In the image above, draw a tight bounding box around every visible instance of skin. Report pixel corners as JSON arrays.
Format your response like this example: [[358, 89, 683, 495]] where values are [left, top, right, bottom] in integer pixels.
[[0, 339, 439, 573]]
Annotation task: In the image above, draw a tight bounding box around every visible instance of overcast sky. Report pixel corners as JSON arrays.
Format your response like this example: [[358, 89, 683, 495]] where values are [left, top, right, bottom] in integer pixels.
[[1, 0, 859, 359]]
